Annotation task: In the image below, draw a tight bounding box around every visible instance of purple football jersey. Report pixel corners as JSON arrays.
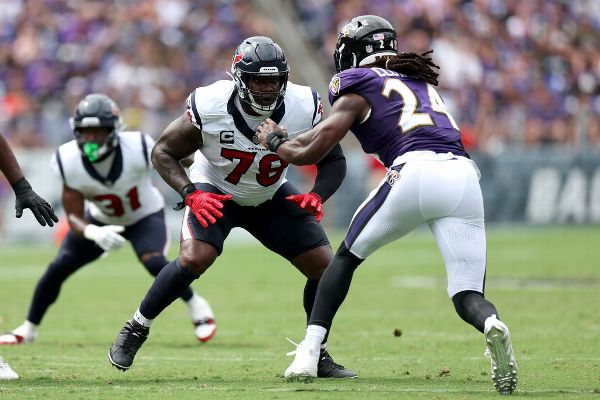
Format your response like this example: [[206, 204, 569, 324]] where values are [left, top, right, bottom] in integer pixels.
[[328, 67, 468, 167]]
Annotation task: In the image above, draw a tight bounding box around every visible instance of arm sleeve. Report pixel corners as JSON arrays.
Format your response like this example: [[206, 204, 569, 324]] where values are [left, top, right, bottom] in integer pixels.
[[311, 143, 346, 202]]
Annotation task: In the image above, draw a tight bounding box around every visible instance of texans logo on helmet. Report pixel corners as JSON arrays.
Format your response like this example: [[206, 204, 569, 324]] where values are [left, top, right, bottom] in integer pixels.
[[233, 52, 243, 64]]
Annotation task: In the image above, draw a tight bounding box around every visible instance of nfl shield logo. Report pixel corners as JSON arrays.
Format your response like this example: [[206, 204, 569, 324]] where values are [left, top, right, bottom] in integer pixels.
[[365, 44, 373, 53]]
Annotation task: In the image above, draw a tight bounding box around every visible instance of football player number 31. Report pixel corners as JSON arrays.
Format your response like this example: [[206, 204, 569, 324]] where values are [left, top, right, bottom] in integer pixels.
[[221, 148, 289, 186], [94, 186, 141, 217], [381, 79, 459, 133]]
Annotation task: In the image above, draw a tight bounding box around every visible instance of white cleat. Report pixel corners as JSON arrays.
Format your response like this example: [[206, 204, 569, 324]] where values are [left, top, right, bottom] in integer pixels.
[[0, 357, 19, 380], [284, 340, 319, 381], [187, 294, 216, 342], [193, 319, 217, 343], [0, 325, 36, 345], [0, 322, 37, 345], [484, 315, 518, 395]]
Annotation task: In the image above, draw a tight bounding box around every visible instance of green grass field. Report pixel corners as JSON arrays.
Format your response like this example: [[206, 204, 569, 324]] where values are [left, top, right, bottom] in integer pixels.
[[0, 226, 598, 399]]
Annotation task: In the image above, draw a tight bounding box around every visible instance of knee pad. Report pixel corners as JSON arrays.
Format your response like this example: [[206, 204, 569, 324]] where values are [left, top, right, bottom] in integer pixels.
[[143, 255, 169, 277]]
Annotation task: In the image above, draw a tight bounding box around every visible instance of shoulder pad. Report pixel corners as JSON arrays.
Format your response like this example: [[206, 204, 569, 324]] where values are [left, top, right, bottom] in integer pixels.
[[328, 68, 374, 105], [188, 80, 235, 124]]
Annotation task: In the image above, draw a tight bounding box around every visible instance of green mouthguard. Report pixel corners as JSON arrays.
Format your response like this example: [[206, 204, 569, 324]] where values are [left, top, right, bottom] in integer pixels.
[[83, 142, 100, 162]]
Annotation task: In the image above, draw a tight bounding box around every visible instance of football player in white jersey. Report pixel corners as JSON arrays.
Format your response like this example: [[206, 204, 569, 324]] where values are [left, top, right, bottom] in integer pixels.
[[108, 37, 356, 378], [0, 132, 58, 380], [0, 94, 216, 347]]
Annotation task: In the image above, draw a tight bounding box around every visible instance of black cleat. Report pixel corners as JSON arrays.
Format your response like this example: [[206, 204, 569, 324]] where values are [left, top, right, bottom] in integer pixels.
[[108, 320, 149, 371], [317, 348, 357, 378]]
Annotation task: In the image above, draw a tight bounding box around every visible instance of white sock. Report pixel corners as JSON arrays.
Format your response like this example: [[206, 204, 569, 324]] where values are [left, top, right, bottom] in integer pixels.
[[484, 314, 505, 333], [186, 294, 214, 321], [133, 309, 153, 328], [14, 321, 37, 336], [305, 325, 327, 353]]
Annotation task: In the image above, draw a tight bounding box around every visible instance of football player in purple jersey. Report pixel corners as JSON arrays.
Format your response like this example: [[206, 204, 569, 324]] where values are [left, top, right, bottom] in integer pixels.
[[257, 15, 517, 395]]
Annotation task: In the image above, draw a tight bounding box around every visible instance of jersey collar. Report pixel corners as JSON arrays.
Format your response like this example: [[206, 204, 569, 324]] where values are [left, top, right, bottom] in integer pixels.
[[81, 144, 123, 187], [227, 90, 286, 142]]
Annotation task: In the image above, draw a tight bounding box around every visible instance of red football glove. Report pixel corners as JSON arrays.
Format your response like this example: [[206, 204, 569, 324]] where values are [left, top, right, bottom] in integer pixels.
[[184, 190, 233, 228], [286, 192, 323, 222]]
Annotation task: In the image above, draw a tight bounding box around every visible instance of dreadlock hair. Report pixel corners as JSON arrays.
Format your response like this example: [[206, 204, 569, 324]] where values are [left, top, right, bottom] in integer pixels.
[[364, 50, 440, 86]]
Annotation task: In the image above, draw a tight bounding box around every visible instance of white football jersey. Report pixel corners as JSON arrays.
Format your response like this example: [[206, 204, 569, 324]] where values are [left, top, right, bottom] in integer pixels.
[[50, 131, 165, 226], [187, 80, 323, 206]]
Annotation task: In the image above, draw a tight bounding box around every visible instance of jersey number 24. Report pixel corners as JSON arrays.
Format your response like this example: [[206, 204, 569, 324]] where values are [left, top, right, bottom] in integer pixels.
[[382, 79, 459, 133]]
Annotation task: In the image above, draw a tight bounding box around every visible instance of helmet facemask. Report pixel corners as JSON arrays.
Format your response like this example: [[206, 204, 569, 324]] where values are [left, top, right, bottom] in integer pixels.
[[69, 94, 123, 163], [73, 127, 119, 163], [235, 69, 288, 115], [231, 36, 289, 116]]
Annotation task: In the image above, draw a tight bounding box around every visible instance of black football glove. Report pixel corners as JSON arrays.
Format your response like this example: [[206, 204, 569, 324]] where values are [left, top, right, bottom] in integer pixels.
[[12, 178, 59, 227]]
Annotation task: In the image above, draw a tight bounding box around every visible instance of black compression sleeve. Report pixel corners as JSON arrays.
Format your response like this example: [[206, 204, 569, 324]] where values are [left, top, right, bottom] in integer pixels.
[[311, 143, 346, 202]]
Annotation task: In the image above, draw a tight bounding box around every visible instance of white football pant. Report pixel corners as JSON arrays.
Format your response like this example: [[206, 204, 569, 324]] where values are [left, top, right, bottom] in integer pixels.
[[344, 151, 486, 298]]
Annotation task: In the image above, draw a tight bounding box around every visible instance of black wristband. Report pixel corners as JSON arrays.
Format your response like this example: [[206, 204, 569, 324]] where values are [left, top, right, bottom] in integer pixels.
[[178, 183, 197, 200], [11, 177, 31, 195], [266, 132, 289, 152]]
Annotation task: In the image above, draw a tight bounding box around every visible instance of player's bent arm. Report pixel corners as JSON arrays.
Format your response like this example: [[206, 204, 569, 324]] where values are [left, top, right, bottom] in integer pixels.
[[179, 154, 195, 168], [62, 185, 126, 250], [151, 114, 203, 194], [276, 94, 368, 165], [61, 185, 87, 235]]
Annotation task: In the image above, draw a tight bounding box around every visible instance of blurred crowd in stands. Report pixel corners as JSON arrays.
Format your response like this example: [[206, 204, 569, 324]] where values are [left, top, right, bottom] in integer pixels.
[[294, 0, 600, 153], [0, 0, 270, 148], [0, 0, 598, 155]]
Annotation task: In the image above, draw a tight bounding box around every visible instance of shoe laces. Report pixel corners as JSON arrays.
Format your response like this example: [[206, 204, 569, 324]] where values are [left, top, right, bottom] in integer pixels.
[[120, 324, 147, 354], [285, 338, 319, 356], [285, 338, 300, 356], [285, 338, 334, 362]]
